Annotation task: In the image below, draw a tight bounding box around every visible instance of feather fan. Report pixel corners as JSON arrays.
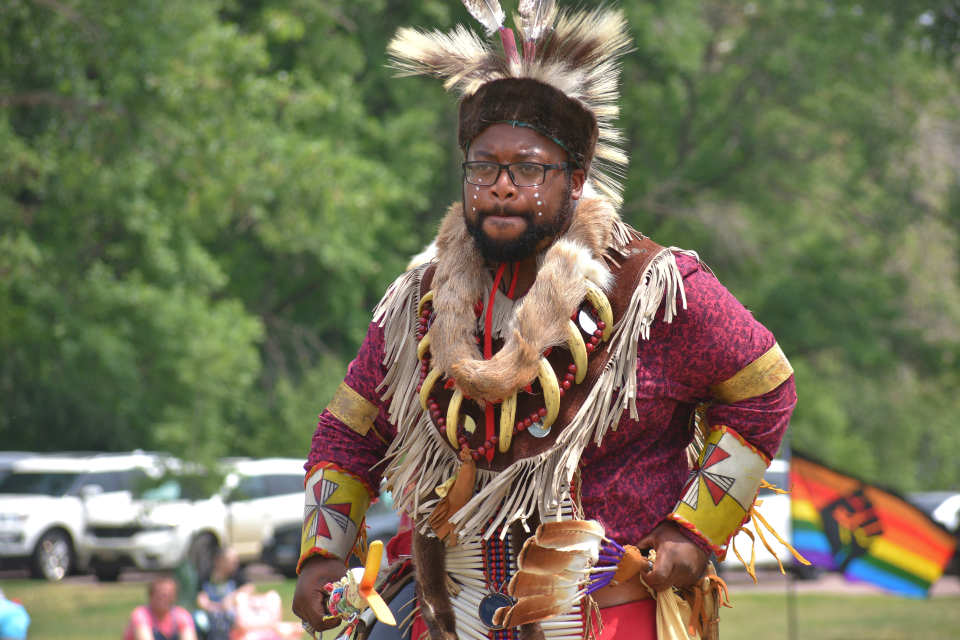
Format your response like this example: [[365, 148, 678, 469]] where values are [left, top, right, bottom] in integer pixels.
[[533, 519, 604, 556], [492, 594, 578, 629], [508, 570, 579, 598], [535, 520, 605, 541], [517, 539, 593, 574]]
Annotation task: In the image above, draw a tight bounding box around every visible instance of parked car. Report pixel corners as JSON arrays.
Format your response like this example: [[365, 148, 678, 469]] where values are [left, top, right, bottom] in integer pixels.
[[0, 453, 34, 484], [262, 482, 401, 578], [0, 452, 166, 580], [82, 459, 227, 581], [932, 495, 960, 534], [907, 491, 960, 533], [907, 491, 960, 577], [219, 458, 308, 567]]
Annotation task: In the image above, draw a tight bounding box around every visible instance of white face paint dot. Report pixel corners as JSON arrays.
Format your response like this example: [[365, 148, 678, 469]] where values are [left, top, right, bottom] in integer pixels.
[[473, 195, 477, 199], [538, 212, 543, 216], [476, 186, 480, 191], [472, 207, 476, 211], [534, 192, 539, 197], [537, 201, 542, 205]]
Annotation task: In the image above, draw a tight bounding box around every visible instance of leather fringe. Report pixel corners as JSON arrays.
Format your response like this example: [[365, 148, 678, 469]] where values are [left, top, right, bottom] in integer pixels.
[[376, 204, 693, 544]]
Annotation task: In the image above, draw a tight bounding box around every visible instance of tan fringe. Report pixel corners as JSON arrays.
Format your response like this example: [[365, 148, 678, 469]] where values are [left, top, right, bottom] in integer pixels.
[[592, 247, 697, 443], [609, 218, 633, 252], [373, 266, 428, 432], [483, 288, 518, 339]]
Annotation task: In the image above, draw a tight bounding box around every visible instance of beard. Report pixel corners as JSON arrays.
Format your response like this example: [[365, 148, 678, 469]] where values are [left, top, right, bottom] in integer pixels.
[[465, 177, 574, 264]]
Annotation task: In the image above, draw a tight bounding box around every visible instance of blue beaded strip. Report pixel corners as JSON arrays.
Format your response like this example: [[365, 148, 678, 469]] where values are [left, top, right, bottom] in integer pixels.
[[482, 521, 520, 640], [463, 121, 583, 170]]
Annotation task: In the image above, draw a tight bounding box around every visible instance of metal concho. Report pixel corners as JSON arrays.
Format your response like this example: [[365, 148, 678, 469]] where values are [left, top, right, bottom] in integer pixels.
[[478, 592, 515, 629]]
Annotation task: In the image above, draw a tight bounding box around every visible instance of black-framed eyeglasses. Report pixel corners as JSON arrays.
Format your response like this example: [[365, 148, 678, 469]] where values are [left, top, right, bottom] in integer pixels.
[[461, 161, 572, 187]]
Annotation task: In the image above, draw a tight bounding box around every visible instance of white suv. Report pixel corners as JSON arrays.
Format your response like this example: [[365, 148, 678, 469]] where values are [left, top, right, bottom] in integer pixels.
[[219, 458, 306, 566], [0, 452, 168, 580], [82, 458, 227, 581]]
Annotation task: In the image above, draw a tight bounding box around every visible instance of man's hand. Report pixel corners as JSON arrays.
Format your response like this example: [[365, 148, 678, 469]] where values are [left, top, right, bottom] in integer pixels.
[[637, 520, 709, 592], [292, 555, 349, 632]]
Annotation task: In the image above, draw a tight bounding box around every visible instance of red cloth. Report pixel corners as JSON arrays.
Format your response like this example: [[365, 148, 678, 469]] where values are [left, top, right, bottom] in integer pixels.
[[386, 528, 412, 565], [596, 600, 658, 640], [410, 611, 428, 640], [306, 254, 796, 553]]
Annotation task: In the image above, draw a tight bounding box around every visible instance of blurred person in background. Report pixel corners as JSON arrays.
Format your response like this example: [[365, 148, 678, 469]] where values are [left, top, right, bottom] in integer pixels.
[[124, 575, 196, 640], [174, 556, 200, 614], [0, 587, 30, 640], [195, 547, 253, 640]]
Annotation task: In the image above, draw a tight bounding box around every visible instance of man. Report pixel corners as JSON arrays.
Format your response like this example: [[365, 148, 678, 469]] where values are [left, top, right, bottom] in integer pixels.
[[294, 4, 796, 639]]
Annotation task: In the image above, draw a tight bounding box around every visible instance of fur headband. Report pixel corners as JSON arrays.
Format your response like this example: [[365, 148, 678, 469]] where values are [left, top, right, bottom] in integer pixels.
[[458, 78, 599, 173]]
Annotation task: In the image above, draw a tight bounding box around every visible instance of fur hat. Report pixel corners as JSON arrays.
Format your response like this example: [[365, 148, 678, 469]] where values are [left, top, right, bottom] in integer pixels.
[[387, 1, 632, 206], [457, 77, 600, 173]]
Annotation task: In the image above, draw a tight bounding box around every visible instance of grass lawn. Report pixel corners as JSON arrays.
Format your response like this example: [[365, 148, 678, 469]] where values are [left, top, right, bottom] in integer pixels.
[[2, 578, 958, 640], [1, 577, 305, 640], [722, 591, 960, 640]]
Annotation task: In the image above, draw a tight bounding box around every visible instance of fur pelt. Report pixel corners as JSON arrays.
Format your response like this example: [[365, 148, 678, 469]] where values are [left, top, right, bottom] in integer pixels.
[[428, 197, 620, 404], [413, 530, 458, 640], [459, 78, 600, 174]]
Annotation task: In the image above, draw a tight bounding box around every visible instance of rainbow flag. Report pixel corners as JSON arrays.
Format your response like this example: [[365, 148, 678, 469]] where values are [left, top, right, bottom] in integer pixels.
[[790, 452, 957, 597]]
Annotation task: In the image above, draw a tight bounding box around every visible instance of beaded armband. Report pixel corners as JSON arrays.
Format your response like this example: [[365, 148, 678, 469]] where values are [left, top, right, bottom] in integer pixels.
[[298, 463, 374, 573], [670, 343, 795, 559], [669, 425, 769, 557]]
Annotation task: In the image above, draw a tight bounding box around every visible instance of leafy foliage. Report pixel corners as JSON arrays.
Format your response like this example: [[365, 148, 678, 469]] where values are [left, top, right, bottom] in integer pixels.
[[2, 0, 959, 490]]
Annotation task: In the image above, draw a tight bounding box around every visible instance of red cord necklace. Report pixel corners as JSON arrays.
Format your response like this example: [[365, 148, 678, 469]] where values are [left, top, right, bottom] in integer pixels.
[[481, 263, 520, 461]]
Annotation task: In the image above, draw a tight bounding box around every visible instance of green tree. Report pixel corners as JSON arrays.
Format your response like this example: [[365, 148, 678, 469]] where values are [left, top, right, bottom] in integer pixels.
[[0, 0, 445, 459], [610, 0, 960, 489], [3, 0, 960, 491]]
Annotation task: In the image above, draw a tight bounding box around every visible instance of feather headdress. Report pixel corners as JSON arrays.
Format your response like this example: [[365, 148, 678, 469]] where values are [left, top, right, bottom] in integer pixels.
[[387, 1, 632, 206]]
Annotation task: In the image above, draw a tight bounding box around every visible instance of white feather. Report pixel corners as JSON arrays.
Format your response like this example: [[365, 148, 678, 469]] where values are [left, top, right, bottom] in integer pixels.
[[519, 0, 556, 41], [460, 0, 505, 37]]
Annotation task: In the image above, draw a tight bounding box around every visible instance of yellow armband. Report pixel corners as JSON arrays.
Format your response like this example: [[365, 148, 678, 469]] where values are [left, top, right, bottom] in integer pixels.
[[709, 343, 793, 405], [298, 463, 373, 573]]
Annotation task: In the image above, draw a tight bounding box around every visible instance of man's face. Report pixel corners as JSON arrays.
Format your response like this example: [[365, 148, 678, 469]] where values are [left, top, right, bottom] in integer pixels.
[[464, 123, 586, 264]]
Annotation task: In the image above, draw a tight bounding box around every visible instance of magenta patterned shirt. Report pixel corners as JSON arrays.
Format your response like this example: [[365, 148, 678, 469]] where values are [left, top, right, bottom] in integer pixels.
[[306, 254, 797, 554]]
